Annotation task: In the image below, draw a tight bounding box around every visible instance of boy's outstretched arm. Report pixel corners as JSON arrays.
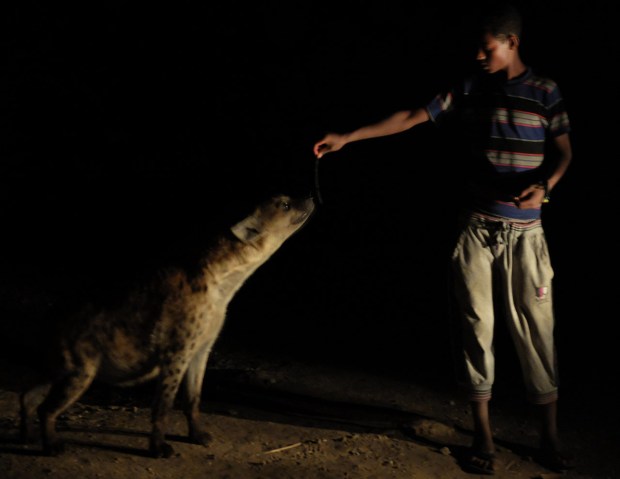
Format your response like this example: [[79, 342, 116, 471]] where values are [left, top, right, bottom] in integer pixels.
[[312, 108, 430, 158]]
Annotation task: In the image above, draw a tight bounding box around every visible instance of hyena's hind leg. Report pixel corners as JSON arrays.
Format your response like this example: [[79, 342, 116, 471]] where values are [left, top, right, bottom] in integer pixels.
[[36, 358, 99, 455], [182, 343, 213, 446], [20, 383, 51, 443]]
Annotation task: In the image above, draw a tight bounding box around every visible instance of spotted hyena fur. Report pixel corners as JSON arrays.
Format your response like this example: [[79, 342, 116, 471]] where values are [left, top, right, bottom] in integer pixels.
[[19, 194, 315, 458]]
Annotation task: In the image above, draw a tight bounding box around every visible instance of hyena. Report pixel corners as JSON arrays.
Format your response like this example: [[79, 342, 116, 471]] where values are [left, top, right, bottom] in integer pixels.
[[19, 194, 315, 458]]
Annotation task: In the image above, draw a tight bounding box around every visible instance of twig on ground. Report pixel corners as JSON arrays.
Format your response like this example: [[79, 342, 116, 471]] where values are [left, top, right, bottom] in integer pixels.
[[261, 442, 303, 455]]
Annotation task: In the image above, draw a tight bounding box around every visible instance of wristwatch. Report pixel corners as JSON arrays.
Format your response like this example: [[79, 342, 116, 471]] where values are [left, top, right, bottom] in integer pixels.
[[539, 180, 550, 203]]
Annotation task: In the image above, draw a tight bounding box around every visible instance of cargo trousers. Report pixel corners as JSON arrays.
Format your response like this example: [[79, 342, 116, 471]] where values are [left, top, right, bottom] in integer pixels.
[[451, 213, 559, 404]]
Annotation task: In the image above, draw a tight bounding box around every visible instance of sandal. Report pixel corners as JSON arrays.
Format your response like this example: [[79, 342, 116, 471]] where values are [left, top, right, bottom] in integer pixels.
[[461, 449, 496, 475], [537, 448, 575, 472]]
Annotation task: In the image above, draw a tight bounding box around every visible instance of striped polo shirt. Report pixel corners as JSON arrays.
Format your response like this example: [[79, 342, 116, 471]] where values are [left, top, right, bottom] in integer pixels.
[[426, 67, 570, 222]]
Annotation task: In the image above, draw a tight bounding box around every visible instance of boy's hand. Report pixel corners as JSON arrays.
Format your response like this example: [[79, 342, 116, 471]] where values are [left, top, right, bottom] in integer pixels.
[[513, 183, 547, 209], [313, 133, 347, 158]]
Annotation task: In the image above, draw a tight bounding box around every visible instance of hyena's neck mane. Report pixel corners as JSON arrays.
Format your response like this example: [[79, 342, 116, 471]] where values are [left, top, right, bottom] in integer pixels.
[[195, 232, 277, 300]]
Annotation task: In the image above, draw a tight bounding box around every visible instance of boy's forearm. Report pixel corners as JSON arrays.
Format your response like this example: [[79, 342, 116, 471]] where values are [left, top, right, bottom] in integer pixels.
[[547, 133, 572, 192], [344, 108, 429, 144], [547, 156, 571, 191]]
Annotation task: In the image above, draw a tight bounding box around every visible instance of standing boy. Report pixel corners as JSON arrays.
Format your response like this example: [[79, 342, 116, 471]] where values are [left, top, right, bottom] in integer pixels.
[[312, 3, 573, 474]]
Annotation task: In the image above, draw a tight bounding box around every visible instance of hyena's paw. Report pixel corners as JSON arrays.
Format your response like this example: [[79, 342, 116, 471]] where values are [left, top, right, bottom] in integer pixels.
[[19, 422, 38, 444], [149, 439, 175, 458], [189, 429, 213, 447], [42, 440, 66, 456]]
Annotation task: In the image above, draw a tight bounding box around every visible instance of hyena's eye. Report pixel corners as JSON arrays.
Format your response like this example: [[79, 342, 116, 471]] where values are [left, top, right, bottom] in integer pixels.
[[280, 201, 290, 211]]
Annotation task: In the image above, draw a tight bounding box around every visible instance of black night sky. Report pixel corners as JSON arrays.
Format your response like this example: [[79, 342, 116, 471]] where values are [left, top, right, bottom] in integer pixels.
[[1, 1, 618, 394]]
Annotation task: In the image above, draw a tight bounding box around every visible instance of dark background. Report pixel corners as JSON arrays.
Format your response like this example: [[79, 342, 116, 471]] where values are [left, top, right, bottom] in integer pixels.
[[1, 1, 617, 396]]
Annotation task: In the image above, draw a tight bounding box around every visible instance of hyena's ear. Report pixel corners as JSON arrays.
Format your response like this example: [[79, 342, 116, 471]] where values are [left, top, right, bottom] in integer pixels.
[[231, 215, 262, 242]]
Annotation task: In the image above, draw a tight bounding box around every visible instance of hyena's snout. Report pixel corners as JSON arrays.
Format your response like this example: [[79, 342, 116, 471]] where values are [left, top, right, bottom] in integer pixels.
[[290, 197, 315, 225], [264, 195, 315, 229]]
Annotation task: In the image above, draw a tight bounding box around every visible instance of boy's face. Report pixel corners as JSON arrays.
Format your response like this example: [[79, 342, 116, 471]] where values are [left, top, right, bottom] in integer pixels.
[[476, 32, 516, 74]]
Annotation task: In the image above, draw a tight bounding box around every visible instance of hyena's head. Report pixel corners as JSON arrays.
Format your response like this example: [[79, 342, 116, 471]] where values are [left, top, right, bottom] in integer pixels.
[[231, 195, 315, 254]]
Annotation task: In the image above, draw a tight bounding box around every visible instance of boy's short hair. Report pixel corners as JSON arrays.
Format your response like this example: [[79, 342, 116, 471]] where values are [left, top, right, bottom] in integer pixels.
[[477, 3, 522, 39]]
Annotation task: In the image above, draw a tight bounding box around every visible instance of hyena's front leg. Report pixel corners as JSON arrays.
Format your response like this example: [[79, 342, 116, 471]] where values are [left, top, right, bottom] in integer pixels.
[[183, 343, 213, 446], [150, 352, 192, 458]]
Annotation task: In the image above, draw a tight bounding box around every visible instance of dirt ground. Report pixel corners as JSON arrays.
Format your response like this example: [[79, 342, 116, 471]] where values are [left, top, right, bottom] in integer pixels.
[[0, 342, 618, 479]]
